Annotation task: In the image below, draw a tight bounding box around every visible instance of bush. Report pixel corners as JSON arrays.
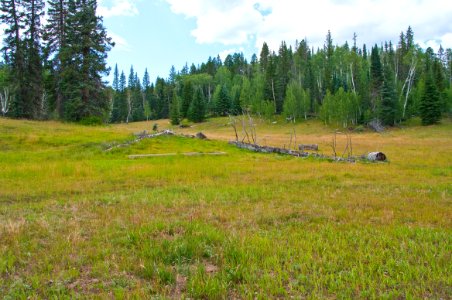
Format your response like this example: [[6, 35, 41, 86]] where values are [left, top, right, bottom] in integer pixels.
[[79, 116, 104, 126]]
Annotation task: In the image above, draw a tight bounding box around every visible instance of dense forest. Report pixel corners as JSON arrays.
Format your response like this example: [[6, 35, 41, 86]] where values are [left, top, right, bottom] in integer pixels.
[[1, 1, 451, 127], [113, 28, 451, 127]]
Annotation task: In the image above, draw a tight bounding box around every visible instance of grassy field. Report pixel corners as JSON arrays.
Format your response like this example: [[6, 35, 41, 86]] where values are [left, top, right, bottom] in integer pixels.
[[0, 117, 451, 299]]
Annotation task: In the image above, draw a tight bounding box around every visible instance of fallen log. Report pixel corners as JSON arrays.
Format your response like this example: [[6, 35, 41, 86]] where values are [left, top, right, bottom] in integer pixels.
[[229, 141, 307, 157], [299, 144, 319, 152], [367, 152, 387, 162], [128, 152, 227, 159], [105, 130, 175, 151]]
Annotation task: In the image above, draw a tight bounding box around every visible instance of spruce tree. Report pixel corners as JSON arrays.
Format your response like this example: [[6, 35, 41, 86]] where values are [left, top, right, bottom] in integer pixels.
[[131, 72, 144, 121], [214, 84, 230, 116], [1, 0, 27, 118], [118, 71, 128, 122], [380, 63, 398, 125], [181, 80, 193, 117], [110, 65, 121, 122], [23, 0, 45, 119], [60, 0, 113, 121], [275, 41, 291, 113], [43, 0, 68, 118], [420, 72, 441, 125], [370, 45, 383, 115], [170, 93, 180, 125], [188, 87, 205, 123]]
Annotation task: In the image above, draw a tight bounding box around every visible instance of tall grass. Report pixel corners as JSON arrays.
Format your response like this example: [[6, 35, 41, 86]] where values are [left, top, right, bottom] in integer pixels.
[[0, 117, 451, 298]]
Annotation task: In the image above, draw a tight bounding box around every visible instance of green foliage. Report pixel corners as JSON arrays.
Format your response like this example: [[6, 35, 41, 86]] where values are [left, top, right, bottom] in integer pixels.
[[283, 81, 310, 122], [79, 116, 104, 126], [181, 80, 194, 118], [381, 64, 399, 125], [59, 0, 113, 122], [320, 88, 360, 128], [188, 87, 206, 123], [420, 73, 442, 125], [213, 84, 230, 116], [262, 100, 275, 120], [170, 94, 181, 125]]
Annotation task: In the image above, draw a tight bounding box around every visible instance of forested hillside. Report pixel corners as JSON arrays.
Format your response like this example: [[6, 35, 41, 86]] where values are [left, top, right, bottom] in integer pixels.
[[112, 28, 451, 127], [1, 0, 451, 126]]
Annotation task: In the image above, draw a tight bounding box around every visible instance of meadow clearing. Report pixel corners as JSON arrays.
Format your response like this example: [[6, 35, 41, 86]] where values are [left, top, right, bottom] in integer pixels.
[[0, 117, 451, 298]]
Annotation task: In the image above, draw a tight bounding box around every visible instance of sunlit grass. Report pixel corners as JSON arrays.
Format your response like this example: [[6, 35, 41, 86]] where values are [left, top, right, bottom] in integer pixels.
[[0, 117, 451, 298]]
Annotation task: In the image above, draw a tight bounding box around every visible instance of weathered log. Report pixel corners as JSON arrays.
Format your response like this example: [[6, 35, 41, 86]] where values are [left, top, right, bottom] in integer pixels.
[[229, 141, 307, 157], [367, 152, 387, 162], [299, 144, 319, 152], [128, 152, 227, 159]]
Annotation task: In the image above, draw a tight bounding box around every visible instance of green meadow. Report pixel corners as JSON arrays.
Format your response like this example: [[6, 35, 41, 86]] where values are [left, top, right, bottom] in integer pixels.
[[0, 117, 451, 298]]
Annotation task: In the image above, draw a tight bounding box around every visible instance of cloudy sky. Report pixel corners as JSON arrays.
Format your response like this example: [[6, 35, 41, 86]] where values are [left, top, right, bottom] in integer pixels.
[[98, 0, 452, 83]]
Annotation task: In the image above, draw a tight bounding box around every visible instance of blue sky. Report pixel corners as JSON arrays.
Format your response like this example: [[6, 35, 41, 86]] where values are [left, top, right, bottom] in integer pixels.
[[98, 0, 452, 85]]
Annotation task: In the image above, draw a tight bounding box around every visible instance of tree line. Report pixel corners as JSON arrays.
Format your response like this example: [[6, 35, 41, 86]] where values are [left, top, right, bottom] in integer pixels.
[[1, 5, 450, 127], [111, 27, 451, 127], [0, 0, 112, 122]]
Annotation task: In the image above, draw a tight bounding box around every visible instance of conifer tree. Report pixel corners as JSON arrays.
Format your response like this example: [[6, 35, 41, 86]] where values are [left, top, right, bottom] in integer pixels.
[[420, 49, 442, 125], [188, 87, 205, 122], [60, 0, 113, 121], [110, 65, 122, 122], [118, 70, 128, 121], [420, 73, 441, 125], [370, 45, 383, 115], [181, 80, 193, 117], [380, 63, 398, 125], [43, 0, 68, 117], [131, 72, 144, 121], [170, 93, 180, 125], [1, 0, 27, 118], [23, 0, 45, 119], [214, 84, 230, 116]]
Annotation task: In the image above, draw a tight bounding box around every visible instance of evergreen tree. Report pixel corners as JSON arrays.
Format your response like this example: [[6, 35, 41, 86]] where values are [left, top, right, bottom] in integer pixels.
[[130, 72, 144, 121], [324, 30, 334, 93], [230, 83, 242, 115], [169, 93, 180, 125], [181, 80, 193, 117], [420, 49, 442, 125], [420, 73, 441, 125], [1, 0, 27, 118], [154, 77, 168, 119], [112, 64, 119, 91], [260, 42, 269, 73], [43, 0, 68, 118], [142, 68, 150, 90], [381, 63, 398, 125], [370, 45, 383, 115], [23, 0, 45, 119], [214, 84, 230, 116], [188, 87, 205, 123], [60, 0, 113, 121], [142, 68, 151, 119], [275, 41, 291, 113], [110, 64, 122, 122]]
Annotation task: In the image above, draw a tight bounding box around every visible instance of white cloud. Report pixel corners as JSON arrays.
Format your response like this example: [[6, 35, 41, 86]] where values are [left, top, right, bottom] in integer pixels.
[[109, 32, 132, 52], [219, 47, 245, 61], [165, 0, 452, 51], [98, 0, 139, 18]]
